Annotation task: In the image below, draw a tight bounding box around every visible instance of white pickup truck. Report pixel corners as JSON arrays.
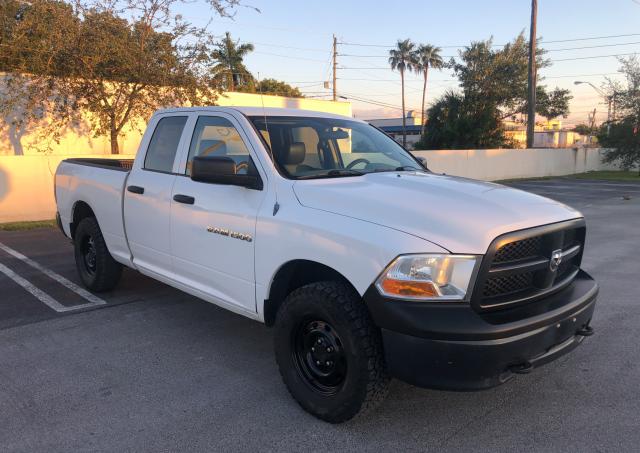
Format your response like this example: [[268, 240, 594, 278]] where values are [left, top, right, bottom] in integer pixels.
[[55, 107, 598, 423]]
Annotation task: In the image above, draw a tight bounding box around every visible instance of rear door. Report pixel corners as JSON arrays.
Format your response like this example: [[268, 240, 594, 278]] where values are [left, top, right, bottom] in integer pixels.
[[124, 114, 190, 276], [169, 113, 267, 313]]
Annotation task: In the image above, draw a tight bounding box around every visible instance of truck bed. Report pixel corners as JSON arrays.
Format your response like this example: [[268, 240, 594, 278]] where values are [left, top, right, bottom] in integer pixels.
[[63, 158, 134, 172], [55, 158, 133, 265]]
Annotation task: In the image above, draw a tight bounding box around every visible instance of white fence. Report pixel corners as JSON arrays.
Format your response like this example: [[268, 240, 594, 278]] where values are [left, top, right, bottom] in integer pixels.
[[412, 147, 617, 181], [0, 148, 622, 223]]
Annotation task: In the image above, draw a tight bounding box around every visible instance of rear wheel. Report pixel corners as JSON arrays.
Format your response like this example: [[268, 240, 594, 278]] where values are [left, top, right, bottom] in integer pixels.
[[74, 217, 122, 292], [274, 281, 389, 423]]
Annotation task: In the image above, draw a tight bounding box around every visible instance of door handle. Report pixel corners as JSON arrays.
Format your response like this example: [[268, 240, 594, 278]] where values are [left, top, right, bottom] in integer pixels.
[[127, 185, 144, 195], [173, 194, 195, 205]]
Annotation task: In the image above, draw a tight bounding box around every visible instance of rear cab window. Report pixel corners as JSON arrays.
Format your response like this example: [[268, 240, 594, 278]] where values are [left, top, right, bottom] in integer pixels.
[[144, 116, 188, 173]]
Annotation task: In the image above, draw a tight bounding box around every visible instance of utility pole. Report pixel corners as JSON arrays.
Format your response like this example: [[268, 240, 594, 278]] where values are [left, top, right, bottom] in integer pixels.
[[526, 0, 537, 148], [606, 95, 612, 136], [332, 34, 337, 101]]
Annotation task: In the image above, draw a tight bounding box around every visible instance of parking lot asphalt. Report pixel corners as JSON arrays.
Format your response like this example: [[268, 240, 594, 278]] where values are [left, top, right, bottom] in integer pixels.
[[1, 177, 639, 452]]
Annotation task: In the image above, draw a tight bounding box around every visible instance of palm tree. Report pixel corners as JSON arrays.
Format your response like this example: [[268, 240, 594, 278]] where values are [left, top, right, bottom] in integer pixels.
[[389, 39, 416, 147], [210, 32, 254, 91], [413, 44, 444, 134]]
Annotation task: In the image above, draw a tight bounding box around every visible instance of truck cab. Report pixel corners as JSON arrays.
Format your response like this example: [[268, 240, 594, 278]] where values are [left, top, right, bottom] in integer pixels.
[[55, 107, 598, 423]]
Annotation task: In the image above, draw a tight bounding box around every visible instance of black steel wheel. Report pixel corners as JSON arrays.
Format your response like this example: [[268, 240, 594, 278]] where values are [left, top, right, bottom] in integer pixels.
[[274, 281, 389, 423], [292, 319, 347, 396], [80, 235, 97, 277], [74, 217, 122, 292]]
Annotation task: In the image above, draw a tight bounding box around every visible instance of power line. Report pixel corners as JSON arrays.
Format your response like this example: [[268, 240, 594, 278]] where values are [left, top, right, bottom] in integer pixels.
[[552, 52, 638, 62], [241, 41, 328, 53], [544, 32, 640, 44], [252, 51, 327, 62], [339, 32, 640, 49], [547, 40, 640, 51], [339, 92, 422, 111], [338, 49, 638, 70], [338, 40, 640, 59]]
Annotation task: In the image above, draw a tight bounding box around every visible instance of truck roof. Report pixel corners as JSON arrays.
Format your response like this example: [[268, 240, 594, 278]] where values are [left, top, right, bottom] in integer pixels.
[[153, 106, 359, 121]]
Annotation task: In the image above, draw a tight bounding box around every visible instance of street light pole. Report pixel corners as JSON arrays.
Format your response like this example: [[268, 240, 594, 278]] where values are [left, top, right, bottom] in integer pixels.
[[574, 80, 612, 135]]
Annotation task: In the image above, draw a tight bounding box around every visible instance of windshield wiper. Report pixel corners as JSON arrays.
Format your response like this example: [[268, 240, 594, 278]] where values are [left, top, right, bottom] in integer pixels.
[[370, 165, 423, 173], [296, 169, 365, 180], [395, 165, 423, 171]]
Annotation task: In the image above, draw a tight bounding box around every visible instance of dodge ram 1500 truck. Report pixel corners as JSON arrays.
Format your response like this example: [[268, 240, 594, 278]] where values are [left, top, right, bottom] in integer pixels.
[[55, 107, 598, 423]]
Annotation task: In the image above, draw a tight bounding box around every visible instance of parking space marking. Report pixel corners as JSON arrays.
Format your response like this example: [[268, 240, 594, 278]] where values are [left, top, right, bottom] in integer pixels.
[[0, 261, 71, 312], [0, 241, 106, 309]]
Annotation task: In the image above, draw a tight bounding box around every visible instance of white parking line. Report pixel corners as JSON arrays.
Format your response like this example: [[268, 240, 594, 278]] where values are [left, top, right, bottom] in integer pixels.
[[0, 241, 106, 310], [0, 262, 70, 312]]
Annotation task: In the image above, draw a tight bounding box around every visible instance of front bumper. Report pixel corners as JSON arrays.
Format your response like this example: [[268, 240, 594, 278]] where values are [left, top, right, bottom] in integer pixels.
[[364, 270, 598, 390]]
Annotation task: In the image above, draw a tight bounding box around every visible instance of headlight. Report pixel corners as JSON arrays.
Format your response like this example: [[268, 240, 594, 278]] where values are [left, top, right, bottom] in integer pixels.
[[375, 254, 480, 301]]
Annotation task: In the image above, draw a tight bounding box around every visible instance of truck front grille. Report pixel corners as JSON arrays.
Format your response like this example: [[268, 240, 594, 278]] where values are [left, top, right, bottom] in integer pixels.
[[471, 220, 586, 311]]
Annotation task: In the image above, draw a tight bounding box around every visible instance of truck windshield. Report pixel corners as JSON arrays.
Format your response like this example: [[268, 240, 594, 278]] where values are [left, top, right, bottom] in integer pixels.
[[249, 116, 423, 179]]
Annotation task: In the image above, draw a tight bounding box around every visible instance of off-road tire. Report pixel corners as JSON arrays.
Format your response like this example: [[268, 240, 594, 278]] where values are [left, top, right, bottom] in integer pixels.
[[274, 281, 389, 423], [74, 217, 122, 292]]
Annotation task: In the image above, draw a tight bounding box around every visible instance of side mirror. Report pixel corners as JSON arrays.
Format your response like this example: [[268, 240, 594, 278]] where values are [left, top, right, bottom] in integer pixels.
[[415, 156, 428, 169], [191, 156, 263, 190]]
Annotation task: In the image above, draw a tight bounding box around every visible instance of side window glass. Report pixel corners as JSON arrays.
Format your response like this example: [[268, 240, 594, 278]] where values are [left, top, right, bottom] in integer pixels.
[[186, 116, 253, 175], [144, 116, 187, 173]]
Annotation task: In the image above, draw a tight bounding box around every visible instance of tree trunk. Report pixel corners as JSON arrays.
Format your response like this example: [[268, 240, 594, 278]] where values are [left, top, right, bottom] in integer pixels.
[[421, 69, 429, 136], [110, 127, 119, 155], [228, 70, 235, 92], [401, 69, 406, 148]]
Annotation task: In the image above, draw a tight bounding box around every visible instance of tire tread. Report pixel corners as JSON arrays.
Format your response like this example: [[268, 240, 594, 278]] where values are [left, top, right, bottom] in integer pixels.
[[275, 281, 389, 423]]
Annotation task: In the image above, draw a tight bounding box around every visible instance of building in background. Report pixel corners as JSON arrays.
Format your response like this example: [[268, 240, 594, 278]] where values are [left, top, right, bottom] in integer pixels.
[[504, 118, 594, 149], [365, 111, 422, 148]]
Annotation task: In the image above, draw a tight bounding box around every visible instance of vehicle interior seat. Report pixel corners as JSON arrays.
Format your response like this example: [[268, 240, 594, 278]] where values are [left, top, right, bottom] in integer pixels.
[[280, 142, 318, 175]]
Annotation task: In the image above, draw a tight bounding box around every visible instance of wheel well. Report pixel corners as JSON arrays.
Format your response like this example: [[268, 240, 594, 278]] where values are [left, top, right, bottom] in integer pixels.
[[70, 201, 95, 238], [264, 260, 358, 327]]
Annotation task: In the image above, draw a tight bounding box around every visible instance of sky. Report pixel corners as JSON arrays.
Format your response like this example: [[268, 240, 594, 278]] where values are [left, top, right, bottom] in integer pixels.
[[180, 0, 640, 126]]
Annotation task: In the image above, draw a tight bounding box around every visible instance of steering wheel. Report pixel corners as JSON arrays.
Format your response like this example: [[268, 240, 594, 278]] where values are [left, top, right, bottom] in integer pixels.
[[346, 158, 371, 170]]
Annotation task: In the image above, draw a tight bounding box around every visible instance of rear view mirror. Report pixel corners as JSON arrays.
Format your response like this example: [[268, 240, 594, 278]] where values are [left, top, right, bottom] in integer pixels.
[[323, 128, 350, 140], [191, 156, 263, 190], [415, 156, 428, 169]]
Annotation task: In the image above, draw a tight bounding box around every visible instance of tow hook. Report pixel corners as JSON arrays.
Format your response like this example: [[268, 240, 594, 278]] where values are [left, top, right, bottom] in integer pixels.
[[577, 325, 594, 337], [509, 361, 533, 375]]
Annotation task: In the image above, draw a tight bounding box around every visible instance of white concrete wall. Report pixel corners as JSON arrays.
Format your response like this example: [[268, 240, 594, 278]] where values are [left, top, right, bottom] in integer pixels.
[[0, 148, 623, 223], [413, 148, 619, 181], [0, 89, 351, 156], [0, 154, 135, 222]]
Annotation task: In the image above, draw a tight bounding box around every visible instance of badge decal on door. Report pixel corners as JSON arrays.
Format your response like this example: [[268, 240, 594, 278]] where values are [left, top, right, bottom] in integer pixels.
[[207, 226, 253, 242]]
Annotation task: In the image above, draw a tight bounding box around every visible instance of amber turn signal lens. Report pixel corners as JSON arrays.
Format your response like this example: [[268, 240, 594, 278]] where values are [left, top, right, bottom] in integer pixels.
[[379, 278, 439, 297]]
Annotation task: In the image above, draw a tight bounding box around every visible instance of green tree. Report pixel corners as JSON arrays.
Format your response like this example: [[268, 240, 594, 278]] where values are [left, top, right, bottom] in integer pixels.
[[605, 56, 640, 124], [210, 32, 255, 92], [598, 119, 640, 175], [536, 87, 572, 121], [255, 78, 303, 97], [598, 56, 640, 175], [416, 34, 571, 149], [573, 124, 594, 135], [412, 44, 444, 134], [0, 0, 238, 154], [388, 38, 416, 147], [414, 91, 507, 150]]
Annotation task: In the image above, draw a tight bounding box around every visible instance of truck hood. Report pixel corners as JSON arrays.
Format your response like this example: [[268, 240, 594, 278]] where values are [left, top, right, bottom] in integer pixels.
[[292, 172, 581, 254]]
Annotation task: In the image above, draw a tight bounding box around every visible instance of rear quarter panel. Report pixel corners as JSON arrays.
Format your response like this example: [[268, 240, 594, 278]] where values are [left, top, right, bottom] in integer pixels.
[[56, 161, 131, 265]]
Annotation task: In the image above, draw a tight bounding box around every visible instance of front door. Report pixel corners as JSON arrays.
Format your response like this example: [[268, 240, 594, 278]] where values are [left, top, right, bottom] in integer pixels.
[[170, 114, 267, 313]]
